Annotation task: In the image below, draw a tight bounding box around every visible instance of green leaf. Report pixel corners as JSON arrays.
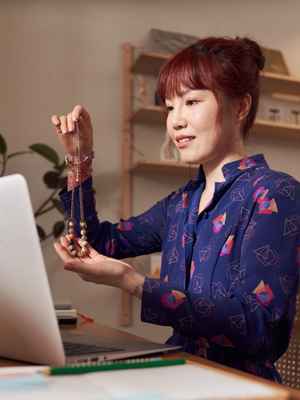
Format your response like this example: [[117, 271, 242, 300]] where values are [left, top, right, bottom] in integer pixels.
[[43, 171, 60, 189], [7, 151, 32, 159], [54, 162, 67, 173], [53, 221, 65, 238], [52, 198, 64, 214], [30, 143, 60, 166], [0, 133, 7, 155], [37, 224, 46, 241]]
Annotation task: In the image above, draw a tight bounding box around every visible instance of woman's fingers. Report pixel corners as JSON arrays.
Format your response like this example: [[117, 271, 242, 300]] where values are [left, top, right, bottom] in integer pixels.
[[54, 238, 132, 288], [51, 105, 93, 156], [60, 235, 105, 260], [72, 105, 91, 123], [54, 241, 74, 266], [51, 114, 74, 135], [60, 235, 71, 248], [57, 236, 100, 268], [67, 112, 75, 133], [59, 115, 68, 134], [51, 115, 62, 133], [51, 105, 91, 130], [54, 241, 86, 272], [51, 114, 60, 127], [55, 235, 111, 277]]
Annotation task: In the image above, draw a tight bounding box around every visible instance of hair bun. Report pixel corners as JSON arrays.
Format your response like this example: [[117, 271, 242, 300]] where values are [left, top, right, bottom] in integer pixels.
[[240, 37, 265, 71]]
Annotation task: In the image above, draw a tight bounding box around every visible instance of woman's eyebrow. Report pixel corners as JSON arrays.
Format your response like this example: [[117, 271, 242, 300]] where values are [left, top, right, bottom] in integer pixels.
[[183, 89, 208, 97], [165, 90, 208, 104]]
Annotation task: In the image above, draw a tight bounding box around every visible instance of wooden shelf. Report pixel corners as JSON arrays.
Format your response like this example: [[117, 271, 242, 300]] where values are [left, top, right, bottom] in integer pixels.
[[132, 160, 198, 175], [254, 118, 300, 136], [131, 106, 165, 124], [132, 50, 170, 75], [132, 50, 300, 95], [260, 71, 300, 96]]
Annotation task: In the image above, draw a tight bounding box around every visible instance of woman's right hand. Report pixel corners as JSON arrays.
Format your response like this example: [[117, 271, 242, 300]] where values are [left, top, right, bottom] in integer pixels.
[[51, 105, 93, 156]]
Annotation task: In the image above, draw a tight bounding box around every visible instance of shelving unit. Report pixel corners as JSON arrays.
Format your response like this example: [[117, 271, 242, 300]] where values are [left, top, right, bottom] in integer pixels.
[[132, 48, 300, 95], [131, 105, 165, 124], [132, 50, 170, 75], [120, 43, 300, 326]]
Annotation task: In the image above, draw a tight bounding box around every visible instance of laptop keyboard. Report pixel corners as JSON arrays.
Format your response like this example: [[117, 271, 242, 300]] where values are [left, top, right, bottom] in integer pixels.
[[63, 341, 123, 356]]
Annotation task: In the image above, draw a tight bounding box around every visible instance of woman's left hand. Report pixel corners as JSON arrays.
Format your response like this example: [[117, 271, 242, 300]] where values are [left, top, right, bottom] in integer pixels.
[[54, 236, 135, 289]]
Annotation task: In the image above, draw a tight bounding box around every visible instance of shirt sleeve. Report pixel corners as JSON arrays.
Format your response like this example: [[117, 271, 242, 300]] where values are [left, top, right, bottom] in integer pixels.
[[59, 177, 170, 259], [141, 180, 300, 359]]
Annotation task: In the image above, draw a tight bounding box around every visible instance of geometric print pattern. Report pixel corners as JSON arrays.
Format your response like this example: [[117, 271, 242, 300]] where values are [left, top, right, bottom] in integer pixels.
[[254, 245, 280, 267], [283, 216, 300, 237], [61, 153, 300, 382]]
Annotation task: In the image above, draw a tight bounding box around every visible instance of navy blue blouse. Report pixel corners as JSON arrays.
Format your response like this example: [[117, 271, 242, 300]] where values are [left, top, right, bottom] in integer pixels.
[[60, 154, 300, 381]]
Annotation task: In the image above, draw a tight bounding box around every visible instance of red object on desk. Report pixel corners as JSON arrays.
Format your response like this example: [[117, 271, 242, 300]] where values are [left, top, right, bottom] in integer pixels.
[[78, 312, 94, 324]]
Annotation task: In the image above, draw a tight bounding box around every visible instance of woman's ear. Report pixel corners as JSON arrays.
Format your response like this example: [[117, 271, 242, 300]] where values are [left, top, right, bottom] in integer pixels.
[[237, 93, 252, 121]]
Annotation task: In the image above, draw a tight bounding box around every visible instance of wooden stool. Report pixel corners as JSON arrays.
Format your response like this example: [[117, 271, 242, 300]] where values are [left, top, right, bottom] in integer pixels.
[[276, 295, 300, 389]]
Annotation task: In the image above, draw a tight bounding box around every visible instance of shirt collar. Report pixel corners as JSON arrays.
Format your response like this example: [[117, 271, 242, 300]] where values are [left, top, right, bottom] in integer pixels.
[[195, 153, 268, 184]]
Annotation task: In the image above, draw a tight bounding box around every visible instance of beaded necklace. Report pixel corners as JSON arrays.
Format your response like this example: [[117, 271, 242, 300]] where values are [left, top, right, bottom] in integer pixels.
[[66, 121, 89, 257]]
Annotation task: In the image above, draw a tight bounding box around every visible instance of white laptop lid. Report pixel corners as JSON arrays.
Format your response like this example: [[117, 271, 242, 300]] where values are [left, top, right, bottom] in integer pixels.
[[0, 174, 65, 365]]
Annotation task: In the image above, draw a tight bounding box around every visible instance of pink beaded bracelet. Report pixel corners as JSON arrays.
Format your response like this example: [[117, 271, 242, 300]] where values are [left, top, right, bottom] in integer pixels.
[[65, 150, 94, 167]]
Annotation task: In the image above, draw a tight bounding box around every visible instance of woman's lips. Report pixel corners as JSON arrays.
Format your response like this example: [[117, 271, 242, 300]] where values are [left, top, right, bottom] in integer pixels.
[[175, 135, 196, 149]]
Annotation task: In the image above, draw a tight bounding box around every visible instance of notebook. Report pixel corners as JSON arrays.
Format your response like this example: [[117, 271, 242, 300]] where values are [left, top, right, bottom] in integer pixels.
[[0, 363, 289, 399], [0, 174, 180, 366]]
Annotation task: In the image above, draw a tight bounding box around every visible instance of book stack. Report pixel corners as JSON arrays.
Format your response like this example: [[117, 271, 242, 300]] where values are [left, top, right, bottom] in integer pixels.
[[55, 303, 78, 325]]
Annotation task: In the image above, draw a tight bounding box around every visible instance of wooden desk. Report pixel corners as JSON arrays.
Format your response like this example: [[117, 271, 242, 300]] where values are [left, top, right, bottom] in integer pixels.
[[1, 321, 300, 400]]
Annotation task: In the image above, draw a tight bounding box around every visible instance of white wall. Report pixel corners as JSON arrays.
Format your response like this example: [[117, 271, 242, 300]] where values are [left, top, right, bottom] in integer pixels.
[[0, 0, 300, 342]]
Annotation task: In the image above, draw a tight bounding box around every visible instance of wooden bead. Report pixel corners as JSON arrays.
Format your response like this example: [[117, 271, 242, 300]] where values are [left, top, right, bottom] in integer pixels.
[[79, 248, 89, 257], [66, 233, 75, 241], [80, 229, 86, 236], [80, 221, 87, 228], [79, 240, 88, 247], [68, 221, 75, 227]]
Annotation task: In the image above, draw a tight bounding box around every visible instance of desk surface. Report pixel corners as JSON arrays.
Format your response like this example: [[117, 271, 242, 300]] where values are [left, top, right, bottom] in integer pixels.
[[1, 320, 300, 400]]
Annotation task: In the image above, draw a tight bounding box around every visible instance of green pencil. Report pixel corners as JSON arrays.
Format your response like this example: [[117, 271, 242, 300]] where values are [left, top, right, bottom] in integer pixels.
[[45, 358, 186, 376]]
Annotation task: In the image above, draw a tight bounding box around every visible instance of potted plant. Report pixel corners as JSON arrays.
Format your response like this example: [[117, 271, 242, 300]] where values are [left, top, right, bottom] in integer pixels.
[[0, 133, 66, 241]]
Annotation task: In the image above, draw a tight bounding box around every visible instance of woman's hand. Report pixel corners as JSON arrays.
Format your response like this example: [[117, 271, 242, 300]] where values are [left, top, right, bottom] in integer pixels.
[[51, 105, 93, 156], [54, 237, 145, 298]]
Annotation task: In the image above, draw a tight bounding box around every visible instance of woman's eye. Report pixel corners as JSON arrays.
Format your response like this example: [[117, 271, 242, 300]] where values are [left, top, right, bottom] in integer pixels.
[[186, 100, 200, 106], [166, 106, 173, 112]]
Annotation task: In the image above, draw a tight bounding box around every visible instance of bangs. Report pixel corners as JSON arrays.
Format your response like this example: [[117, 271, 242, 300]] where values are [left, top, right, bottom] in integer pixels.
[[156, 47, 212, 103]]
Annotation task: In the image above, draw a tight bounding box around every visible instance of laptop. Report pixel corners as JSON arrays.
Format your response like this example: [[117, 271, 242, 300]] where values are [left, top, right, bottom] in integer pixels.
[[0, 174, 181, 366]]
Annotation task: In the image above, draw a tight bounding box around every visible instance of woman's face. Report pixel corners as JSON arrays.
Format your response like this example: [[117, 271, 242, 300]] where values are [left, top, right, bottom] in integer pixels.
[[165, 88, 237, 165]]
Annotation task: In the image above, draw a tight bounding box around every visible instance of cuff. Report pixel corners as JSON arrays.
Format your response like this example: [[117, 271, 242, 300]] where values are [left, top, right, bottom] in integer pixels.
[[141, 277, 180, 327]]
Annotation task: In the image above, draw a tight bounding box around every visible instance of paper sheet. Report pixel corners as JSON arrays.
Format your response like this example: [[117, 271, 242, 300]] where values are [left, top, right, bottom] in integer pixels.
[[84, 363, 287, 400], [0, 370, 111, 400], [0, 364, 287, 400]]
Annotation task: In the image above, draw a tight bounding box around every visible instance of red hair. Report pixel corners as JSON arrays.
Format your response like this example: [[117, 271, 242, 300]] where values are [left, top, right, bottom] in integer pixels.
[[156, 36, 265, 137]]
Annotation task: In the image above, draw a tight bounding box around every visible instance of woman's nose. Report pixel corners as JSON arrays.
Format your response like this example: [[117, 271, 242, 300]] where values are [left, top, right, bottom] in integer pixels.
[[172, 111, 188, 131], [173, 120, 188, 130]]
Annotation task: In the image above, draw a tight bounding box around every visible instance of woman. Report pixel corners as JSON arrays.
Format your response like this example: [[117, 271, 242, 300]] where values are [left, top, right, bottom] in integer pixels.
[[52, 36, 300, 381]]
